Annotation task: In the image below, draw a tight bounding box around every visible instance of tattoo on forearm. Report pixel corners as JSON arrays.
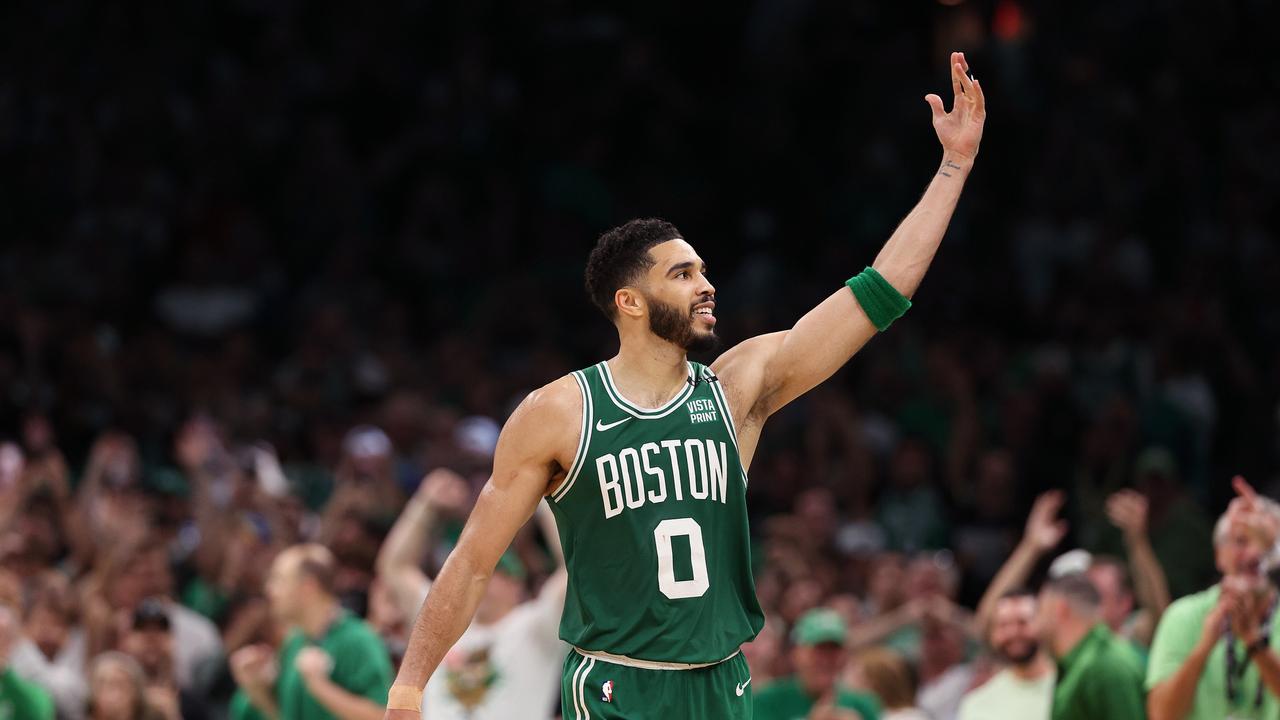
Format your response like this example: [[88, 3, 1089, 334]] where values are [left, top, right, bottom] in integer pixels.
[[937, 159, 964, 177]]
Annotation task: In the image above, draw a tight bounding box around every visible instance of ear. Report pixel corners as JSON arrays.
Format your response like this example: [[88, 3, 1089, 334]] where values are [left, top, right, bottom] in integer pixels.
[[1055, 597, 1071, 622], [614, 287, 645, 319]]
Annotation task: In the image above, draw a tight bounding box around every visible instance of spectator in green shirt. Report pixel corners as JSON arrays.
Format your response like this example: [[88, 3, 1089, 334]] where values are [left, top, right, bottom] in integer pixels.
[[1146, 477, 1280, 720], [753, 608, 881, 720], [230, 544, 392, 720], [1039, 573, 1146, 720], [0, 605, 54, 720]]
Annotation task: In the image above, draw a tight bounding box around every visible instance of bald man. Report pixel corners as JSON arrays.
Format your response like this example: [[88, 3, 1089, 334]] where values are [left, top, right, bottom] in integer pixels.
[[230, 544, 393, 720]]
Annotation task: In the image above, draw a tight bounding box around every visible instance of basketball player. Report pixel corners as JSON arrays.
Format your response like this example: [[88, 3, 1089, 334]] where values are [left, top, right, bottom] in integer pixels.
[[386, 52, 985, 720]]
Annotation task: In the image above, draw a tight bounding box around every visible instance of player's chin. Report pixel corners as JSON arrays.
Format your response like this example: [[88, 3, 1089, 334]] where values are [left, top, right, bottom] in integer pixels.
[[684, 327, 721, 353]]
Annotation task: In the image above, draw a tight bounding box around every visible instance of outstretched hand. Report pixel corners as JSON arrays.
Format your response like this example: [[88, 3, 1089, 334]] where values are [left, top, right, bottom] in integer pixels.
[[1227, 475, 1280, 549], [1106, 490, 1149, 540], [925, 51, 986, 161], [418, 468, 472, 516], [1024, 490, 1069, 554]]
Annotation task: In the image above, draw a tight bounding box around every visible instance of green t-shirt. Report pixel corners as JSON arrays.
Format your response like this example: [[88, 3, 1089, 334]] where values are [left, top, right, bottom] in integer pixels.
[[1052, 624, 1146, 720], [0, 668, 54, 720], [231, 610, 392, 720], [753, 676, 881, 720], [182, 576, 231, 623], [1147, 584, 1280, 719], [957, 667, 1055, 720]]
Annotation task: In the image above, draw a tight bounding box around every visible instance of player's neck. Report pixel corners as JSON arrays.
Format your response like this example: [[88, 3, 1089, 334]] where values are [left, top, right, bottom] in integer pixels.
[[609, 336, 689, 408]]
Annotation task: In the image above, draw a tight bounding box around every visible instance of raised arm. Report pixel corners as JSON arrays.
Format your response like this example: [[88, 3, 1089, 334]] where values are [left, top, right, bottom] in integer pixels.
[[713, 53, 985, 420], [974, 491, 1068, 636], [385, 377, 579, 719], [374, 468, 472, 622], [1106, 490, 1171, 644]]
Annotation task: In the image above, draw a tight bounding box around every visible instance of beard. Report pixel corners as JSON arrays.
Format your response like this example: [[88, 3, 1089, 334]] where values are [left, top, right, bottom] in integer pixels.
[[647, 294, 720, 353], [998, 639, 1040, 667]]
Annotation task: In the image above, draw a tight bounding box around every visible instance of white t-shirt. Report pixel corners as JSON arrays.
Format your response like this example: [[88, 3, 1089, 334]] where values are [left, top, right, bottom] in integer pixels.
[[918, 663, 976, 720], [956, 667, 1055, 720], [11, 630, 88, 720], [168, 601, 223, 692], [419, 582, 567, 720]]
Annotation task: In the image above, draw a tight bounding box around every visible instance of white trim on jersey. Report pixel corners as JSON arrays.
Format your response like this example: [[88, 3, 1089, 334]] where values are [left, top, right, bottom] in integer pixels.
[[597, 360, 696, 419], [572, 646, 741, 671], [702, 367, 739, 440], [703, 367, 749, 488], [552, 371, 593, 503]]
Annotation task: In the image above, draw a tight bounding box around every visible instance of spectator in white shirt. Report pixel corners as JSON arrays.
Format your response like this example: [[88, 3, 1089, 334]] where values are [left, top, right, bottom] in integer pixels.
[[376, 469, 567, 720]]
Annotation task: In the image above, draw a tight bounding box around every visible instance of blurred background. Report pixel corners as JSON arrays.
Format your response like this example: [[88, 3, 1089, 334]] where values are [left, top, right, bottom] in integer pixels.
[[1, 1, 1278, 719]]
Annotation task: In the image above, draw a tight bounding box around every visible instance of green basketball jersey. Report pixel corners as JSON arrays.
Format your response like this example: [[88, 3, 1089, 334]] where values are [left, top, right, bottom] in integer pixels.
[[547, 360, 764, 664]]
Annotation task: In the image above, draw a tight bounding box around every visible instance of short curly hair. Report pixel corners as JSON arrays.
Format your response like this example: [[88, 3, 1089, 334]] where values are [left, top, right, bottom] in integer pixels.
[[584, 218, 683, 320]]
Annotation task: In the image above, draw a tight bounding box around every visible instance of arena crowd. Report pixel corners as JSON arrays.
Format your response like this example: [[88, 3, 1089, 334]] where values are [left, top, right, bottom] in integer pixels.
[[2, 0, 1278, 718]]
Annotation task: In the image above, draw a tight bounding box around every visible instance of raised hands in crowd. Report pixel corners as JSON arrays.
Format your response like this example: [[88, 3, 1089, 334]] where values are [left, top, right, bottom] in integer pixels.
[[0, 398, 1274, 720], [1207, 476, 1278, 650]]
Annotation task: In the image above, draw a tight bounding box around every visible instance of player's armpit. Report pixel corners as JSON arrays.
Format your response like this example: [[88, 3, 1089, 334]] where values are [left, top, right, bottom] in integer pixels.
[[713, 289, 878, 421], [710, 331, 783, 424], [756, 287, 878, 416]]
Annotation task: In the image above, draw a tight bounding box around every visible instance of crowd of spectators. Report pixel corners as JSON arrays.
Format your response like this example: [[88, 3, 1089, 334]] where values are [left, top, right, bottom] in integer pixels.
[[2, 0, 1279, 718]]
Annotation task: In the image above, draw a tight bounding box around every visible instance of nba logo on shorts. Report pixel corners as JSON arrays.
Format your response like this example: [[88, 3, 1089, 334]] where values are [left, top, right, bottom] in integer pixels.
[[601, 680, 614, 703]]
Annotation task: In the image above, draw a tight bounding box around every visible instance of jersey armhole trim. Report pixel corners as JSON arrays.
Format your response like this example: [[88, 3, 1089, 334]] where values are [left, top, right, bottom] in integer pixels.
[[704, 367, 740, 444], [704, 367, 748, 488], [552, 371, 593, 503]]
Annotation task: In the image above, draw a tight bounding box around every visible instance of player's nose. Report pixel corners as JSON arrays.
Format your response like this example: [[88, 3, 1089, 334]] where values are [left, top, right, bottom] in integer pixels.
[[697, 275, 715, 298]]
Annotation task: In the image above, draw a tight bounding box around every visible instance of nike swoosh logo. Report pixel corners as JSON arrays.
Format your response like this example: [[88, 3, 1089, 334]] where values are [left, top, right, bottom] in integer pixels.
[[735, 678, 751, 696], [595, 418, 631, 432]]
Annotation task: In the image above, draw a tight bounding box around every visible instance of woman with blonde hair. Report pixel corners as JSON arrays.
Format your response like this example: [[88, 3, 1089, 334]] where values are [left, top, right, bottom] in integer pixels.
[[86, 652, 163, 720], [848, 647, 930, 720]]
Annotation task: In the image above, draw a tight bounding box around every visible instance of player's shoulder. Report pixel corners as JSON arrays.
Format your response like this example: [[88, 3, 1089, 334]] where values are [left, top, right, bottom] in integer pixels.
[[521, 374, 582, 418], [503, 374, 583, 440]]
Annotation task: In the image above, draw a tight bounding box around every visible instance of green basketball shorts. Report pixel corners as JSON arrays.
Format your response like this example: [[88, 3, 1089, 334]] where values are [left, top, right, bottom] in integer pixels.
[[560, 649, 753, 719]]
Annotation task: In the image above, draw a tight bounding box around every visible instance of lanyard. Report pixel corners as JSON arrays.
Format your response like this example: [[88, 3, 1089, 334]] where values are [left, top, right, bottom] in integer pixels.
[[1224, 594, 1277, 711]]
